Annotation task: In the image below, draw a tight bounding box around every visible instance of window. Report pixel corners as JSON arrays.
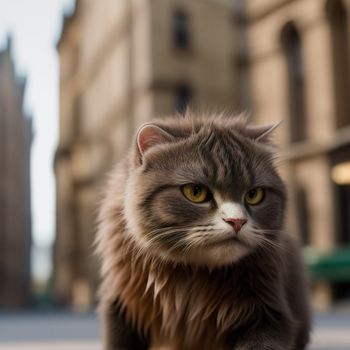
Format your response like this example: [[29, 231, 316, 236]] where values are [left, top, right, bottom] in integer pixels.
[[326, 0, 350, 128], [173, 10, 190, 49], [281, 23, 306, 142], [296, 186, 310, 246], [175, 84, 191, 113], [335, 183, 350, 244]]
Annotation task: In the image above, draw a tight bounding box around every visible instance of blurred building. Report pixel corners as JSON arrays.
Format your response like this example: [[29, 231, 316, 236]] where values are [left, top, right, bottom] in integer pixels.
[[247, 0, 350, 307], [55, 0, 350, 310], [54, 0, 243, 309], [0, 37, 32, 308]]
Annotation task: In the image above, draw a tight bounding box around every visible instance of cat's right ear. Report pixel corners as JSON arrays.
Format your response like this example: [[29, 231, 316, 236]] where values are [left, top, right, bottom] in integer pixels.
[[136, 124, 174, 162]]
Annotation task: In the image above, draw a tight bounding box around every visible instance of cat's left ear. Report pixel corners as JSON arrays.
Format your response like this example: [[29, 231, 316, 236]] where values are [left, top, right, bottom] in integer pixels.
[[136, 123, 174, 156], [246, 122, 282, 143]]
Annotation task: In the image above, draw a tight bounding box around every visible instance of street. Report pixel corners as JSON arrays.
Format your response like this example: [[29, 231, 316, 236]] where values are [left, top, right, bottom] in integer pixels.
[[0, 310, 349, 350]]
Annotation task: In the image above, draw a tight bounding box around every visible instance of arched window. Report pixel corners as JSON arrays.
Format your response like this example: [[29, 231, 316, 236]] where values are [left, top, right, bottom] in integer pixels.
[[281, 23, 306, 142], [175, 84, 191, 113], [326, 0, 350, 128]]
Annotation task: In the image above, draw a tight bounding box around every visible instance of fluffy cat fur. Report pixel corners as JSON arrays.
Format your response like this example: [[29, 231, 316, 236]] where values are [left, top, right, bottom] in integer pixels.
[[96, 113, 311, 350]]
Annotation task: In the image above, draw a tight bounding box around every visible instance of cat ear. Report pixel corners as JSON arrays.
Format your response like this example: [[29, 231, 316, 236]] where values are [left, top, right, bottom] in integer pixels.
[[137, 123, 174, 155], [246, 122, 282, 143]]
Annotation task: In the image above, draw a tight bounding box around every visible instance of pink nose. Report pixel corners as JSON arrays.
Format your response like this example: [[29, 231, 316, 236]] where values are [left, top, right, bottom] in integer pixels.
[[224, 218, 247, 233]]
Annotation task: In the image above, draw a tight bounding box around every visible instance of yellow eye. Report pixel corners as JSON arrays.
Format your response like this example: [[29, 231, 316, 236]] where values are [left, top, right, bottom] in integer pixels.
[[181, 184, 209, 203], [245, 187, 265, 205]]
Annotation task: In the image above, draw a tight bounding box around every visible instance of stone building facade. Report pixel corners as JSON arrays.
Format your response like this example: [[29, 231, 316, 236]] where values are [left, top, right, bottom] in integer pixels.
[[247, 0, 350, 307], [0, 38, 32, 308], [55, 0, 350, 309], [54, 0, 241, 308]]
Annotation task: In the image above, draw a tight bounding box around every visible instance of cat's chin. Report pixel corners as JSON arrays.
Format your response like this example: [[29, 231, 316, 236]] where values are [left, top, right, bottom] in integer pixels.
[[184, 243, 252, 267], [151, 241, 252, 268], [128, 229, 253, 267]]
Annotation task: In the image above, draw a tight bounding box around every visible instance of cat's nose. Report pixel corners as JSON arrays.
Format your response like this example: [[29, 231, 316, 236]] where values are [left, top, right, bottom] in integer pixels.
[[224, 218, 247, 233]]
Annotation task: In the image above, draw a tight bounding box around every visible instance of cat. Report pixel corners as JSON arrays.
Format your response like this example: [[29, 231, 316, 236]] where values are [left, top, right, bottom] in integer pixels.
[[96, 113, 311, 350]]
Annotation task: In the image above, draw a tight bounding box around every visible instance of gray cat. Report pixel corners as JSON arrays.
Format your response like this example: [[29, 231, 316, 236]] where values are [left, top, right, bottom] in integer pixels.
[[96, 113, 311, 350]]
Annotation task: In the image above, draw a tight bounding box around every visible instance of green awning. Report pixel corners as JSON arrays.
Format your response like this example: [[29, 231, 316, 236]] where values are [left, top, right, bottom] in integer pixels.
[[307, 246, 350, 282]]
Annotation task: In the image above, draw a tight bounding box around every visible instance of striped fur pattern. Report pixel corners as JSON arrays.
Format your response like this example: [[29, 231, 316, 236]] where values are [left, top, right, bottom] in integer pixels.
[[96, 113, 311, 350]]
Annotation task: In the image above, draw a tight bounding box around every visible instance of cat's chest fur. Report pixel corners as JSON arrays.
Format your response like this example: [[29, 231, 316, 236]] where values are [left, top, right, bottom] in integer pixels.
[[101, 233, 284, 350]]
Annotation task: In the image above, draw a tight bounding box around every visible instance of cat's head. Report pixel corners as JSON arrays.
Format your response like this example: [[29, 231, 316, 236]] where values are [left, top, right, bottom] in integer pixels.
[[124, 115, 286, 267]]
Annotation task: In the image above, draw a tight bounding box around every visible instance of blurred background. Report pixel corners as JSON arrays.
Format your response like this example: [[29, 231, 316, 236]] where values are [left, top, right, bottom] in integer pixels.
[[1, 0, 350, 349]]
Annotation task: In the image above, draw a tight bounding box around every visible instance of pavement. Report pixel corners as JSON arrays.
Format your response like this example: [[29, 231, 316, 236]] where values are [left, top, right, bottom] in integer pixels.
[[312, 311, 350, 350], [0, 311, 100, 350], [0, 310, 350, 350]]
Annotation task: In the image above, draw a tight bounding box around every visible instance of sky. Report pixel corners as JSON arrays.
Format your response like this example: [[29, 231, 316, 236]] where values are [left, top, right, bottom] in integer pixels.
[[0, 0, 75, 280]]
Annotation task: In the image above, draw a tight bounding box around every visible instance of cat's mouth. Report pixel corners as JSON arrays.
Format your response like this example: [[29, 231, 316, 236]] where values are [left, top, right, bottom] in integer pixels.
[[207, 235, 248, 247]]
